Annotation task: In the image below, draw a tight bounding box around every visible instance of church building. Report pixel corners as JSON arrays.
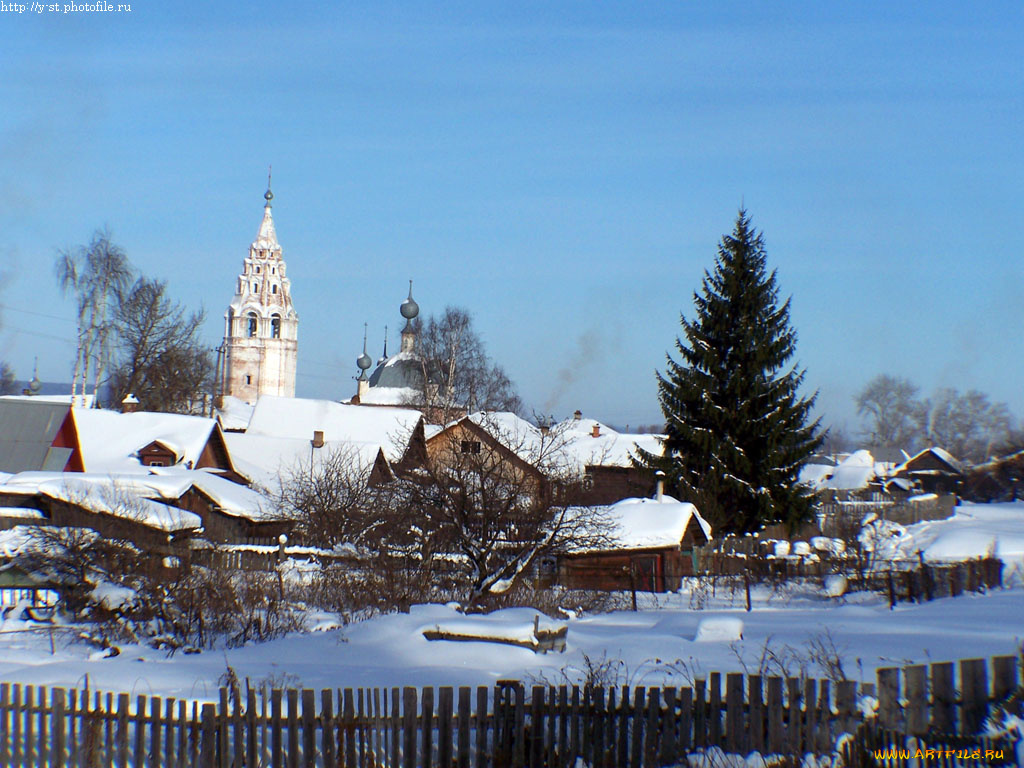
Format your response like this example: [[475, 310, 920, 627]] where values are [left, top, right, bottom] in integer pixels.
[[218, 181, 298, 404]]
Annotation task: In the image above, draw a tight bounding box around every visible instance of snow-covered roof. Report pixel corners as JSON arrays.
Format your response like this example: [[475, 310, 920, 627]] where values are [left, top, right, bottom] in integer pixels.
[[246, 396, 422, 464], [464, 412, 547, 464], [894, 446, 966, 476], [151, 466, 276, 521], [0, 472, 201, 532], [354, 386, 422, 406], [215, 395, 255, 432], [73, 408, 221, 473], [575, 495, 712, 552], [801, 449, 878, 491], [225, 432, 386, 492], [552, 416, 663, 470], [437, 412, 663, 476], [0, 394, 94, 407]]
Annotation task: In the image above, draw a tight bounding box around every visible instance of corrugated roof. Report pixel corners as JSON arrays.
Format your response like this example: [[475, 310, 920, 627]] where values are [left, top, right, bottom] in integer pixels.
[[0, 400, 72, 473]]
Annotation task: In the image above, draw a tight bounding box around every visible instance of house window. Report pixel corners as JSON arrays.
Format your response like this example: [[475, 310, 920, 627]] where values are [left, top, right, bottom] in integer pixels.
[[247, 312, 258, 337], [145, 460, 165, 467], [460, 440, 481, 454], [271, 314, 281, 339]]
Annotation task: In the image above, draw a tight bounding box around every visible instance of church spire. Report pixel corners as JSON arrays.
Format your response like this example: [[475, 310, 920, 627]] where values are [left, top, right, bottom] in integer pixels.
[[253, 168, 280, 254]]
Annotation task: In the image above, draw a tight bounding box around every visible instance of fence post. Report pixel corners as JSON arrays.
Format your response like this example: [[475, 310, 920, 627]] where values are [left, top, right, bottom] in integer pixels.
[[930, 662, 955, 733], [960, 658, 988, 735], [455, 687, 470, 768], [402, 687, 417, 768], [422, 686, 434, 768], [991, 655, 1018, 708], [51, 687, 65, 768], [724, 674, 743, 753], [475, 686, 488, 768], [904, 665, 927, 736], [200, 702, 217, 768], [629, 687, 644, 768], [877, 668, 901, 731]]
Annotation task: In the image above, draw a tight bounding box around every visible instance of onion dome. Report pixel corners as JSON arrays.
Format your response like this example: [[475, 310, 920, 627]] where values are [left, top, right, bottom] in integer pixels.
[[28, 359, 41, 394], [356, 324, 372, 380], [400, 280, 419, 321]]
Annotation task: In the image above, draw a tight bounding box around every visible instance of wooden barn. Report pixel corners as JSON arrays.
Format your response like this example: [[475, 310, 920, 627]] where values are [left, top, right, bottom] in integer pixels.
[[558, 496, 712, 593], [891, 447, 966, 496]]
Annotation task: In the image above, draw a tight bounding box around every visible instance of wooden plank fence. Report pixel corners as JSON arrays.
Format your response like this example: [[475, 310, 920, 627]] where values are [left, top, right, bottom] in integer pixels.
[[692, 553, 1003, 607], [0, 655, 1018, 766]]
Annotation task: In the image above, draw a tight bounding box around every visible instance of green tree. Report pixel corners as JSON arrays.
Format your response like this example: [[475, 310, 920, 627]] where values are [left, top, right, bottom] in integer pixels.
[[637, 211, 821, 534]]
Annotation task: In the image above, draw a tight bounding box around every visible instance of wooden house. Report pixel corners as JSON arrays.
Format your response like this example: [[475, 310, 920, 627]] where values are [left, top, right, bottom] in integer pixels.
[[558, 496, 712, 593]]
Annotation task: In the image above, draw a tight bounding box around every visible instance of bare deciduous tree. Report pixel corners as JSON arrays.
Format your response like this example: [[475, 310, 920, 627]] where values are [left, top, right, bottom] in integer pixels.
[[277, 416, 608, 610], [56, 230, 133, 406], [107, 277, 213, 414], [413, 307, 522, 424], [855, 374, 1016, 463], [855, 374, 926, 451], [924, 387, 1013, 462], [0, 361, 14, 395]]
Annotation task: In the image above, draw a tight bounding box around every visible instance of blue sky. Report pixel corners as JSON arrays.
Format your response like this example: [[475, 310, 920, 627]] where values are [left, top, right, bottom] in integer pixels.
[[1, 1, 1021, 431]]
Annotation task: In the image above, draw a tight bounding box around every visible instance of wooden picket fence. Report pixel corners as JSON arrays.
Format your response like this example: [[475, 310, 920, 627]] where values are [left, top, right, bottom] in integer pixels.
[[0, 654, 1019, 767]]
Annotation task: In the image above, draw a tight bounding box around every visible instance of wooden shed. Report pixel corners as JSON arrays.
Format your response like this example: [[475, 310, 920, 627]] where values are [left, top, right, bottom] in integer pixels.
[[558, 496, 712, 593]]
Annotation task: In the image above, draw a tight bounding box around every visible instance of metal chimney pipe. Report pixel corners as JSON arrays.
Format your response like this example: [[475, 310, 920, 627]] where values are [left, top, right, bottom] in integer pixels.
[[655, 470, 665, 502]]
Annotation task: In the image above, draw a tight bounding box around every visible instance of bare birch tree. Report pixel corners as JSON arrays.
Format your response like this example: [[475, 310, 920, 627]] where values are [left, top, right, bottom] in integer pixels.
[[56, 230, 133, 406]]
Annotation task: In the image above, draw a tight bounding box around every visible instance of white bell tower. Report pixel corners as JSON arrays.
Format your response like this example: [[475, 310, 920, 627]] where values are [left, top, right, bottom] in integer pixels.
[[219, 174, 299, 404]]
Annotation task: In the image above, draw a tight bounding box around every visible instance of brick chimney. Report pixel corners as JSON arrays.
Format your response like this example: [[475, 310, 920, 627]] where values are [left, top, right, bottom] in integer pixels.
[[573, 409, 582, 420], [311, 430, 325, 448], [591, 424, 601, 438], [121, 393, 140, 413]]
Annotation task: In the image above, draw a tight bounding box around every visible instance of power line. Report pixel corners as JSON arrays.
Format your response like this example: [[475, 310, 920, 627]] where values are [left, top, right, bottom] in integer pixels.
[[0, 325, 77, 345], [0, 303, 76, 324]]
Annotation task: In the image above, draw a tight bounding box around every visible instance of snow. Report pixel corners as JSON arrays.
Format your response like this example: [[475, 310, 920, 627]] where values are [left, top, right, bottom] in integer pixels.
[[354, 386, 421, 406], [0, 472, 202, 532], [552, 416, 665, 470], [577, 495, 712, 552], [451, 412, 665, 475], [423, 613, 566, 646], [90, 582, 136, 610], [225, 432, 385, 492], [73, 408, 221, 473], [881, 501, 1024, 568], [215, 395, 255, 432], [245, 395, 422, 464], [694, 616, 744, 642], [0, 507, 44, 519], [0, 501, 1023, 707], [3, 582, 1022, 704], [823, 574, 848, 597], [0, 527, 35, 557]]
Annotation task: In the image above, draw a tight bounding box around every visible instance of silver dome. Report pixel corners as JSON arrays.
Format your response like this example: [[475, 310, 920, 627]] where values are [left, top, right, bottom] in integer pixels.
[[400, 280, 419, 320]]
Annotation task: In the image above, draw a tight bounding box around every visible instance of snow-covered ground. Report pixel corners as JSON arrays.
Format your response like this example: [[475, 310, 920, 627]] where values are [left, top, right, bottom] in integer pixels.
[[0, 502, 1021, 702]]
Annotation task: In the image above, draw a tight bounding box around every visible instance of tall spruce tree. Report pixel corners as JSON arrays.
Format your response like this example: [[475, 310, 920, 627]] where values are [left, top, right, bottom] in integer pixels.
[[638, 211, 821, 533]]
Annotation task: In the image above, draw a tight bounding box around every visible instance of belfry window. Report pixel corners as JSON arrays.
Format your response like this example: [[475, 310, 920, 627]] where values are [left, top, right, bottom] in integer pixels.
[[271, 314, 281, 339], [247, 312, 258, 337], [253, 282, 258, 292], [272, 284, 278, 294]]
